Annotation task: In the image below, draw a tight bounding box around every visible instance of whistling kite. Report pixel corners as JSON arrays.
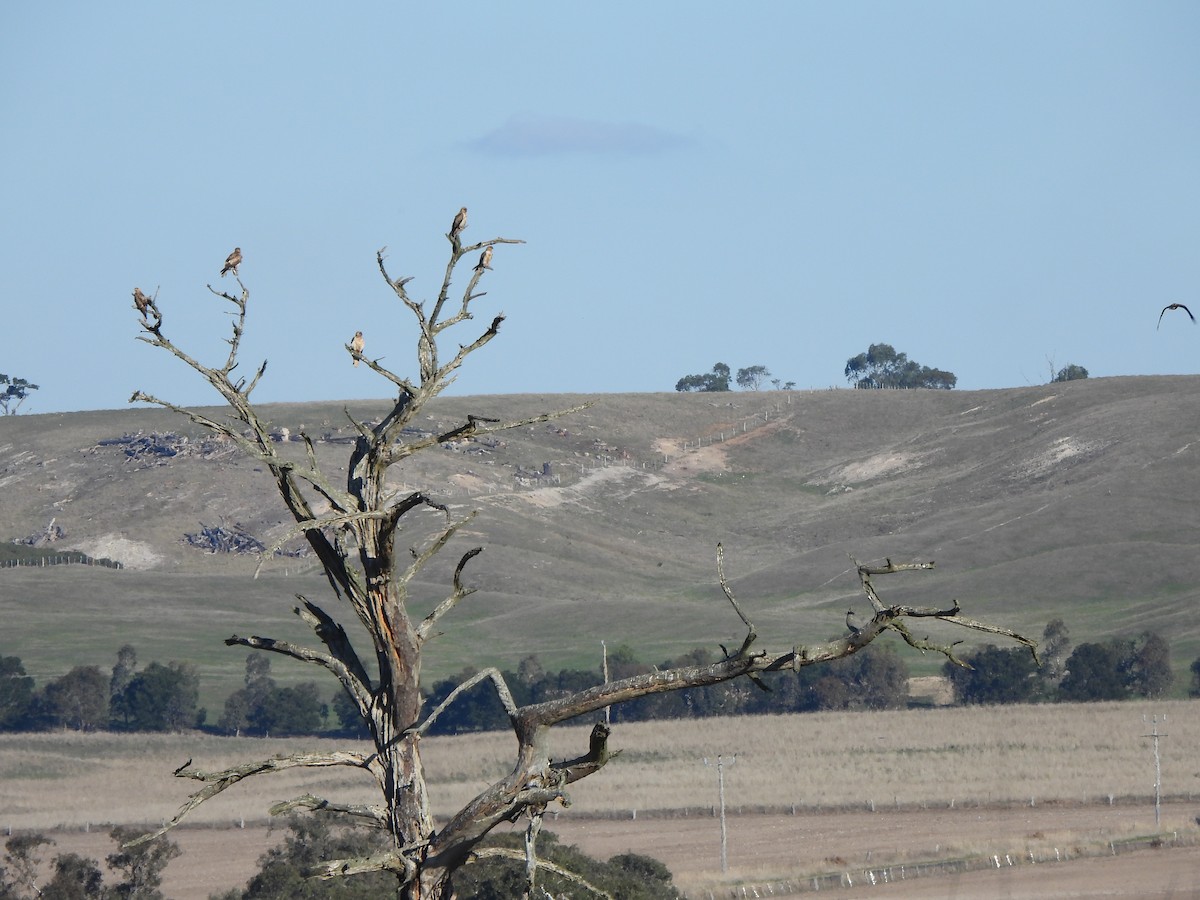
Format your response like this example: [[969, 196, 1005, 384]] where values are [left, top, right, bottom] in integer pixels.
[[132, 287, 151, 316], [475, 245, 493, 271], [1158, 303, 1196, 329], [450, 207, 468, 238], [220, 247, 242, 277], [351, 331, 364, 366]]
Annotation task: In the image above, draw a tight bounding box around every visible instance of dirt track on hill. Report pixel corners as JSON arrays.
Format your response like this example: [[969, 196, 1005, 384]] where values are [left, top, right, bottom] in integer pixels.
[[45, 800, 1200, 899]]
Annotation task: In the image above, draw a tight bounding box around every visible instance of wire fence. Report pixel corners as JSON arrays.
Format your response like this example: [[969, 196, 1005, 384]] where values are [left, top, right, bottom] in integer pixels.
[[701, 830, 1193, 897], [0, 555, 124, 570]]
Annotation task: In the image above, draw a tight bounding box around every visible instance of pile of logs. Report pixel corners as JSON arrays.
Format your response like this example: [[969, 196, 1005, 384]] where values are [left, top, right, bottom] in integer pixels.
[[95, 431, 235, 465], [182, 522, 266, 555], [181, 522, 308, 557]]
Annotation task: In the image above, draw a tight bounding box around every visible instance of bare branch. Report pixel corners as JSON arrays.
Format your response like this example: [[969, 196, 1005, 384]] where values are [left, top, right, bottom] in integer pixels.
[[269, 794, 389, 828], [513, 555, 1036, 729], [224, 630, 374, 716], [345, 341, 419, 396], [552, 722, 621, 786], [255, 508, 395, 573], [128, 751, 372, 845], [387, 404, 592, 466], [307, 847, 418, 882], [430, 237, 525, 330], [293, 596, 374, 692], [886, 618, 971, 666], [414, 545, 482, 642], [467, 847, 614, 900], [408, 667, 518, 736], [937, 613, 1041, 662], [854, 556, 937, 613]]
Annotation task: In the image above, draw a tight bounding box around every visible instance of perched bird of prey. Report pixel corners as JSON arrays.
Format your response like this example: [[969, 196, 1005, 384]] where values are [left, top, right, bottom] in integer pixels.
[[450, 207, 468, 238], [845, 609, 865, 635], [220, 247, 242, 277], [132, 287, 151, 316], [475, 245, 493, 271], [1157, 303, 1196, 329], [351, 331, 364, 366]]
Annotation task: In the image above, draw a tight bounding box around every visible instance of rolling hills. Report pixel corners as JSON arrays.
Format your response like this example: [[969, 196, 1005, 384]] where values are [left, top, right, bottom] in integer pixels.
[[2, 376, 1199, 707]]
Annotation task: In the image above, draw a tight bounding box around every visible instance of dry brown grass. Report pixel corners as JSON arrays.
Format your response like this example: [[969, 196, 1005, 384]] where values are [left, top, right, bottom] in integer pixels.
[[4, 698, 1198, 833]]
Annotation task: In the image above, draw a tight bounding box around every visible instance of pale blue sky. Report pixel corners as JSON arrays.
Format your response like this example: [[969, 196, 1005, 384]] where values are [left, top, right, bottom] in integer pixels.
[[2, 3, 1198, 414]]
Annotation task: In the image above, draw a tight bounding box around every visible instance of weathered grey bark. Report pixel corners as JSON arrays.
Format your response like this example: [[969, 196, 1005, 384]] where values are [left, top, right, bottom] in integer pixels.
[[127, 217, 1036, 899]]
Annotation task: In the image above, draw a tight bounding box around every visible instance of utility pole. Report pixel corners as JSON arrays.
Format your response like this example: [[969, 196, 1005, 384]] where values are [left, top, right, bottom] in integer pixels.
[[703, 754, 736, 873], [600, 641, 610, 726], [1142, 714, 1168, 829]]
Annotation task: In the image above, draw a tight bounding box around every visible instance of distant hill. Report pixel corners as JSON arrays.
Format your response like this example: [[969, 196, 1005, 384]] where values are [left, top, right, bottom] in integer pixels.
[[3, 376, 1199, 706]]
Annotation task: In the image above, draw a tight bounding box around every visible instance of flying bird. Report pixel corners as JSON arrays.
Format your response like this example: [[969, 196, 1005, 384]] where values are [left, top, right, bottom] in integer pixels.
[[132, 287, 151, 316], [220, 247, 242, 277], [450, 207, 468, 238], [475, 245, 493, 271], [351, 331, 364, 366], [1157, 303, 1195, 329]]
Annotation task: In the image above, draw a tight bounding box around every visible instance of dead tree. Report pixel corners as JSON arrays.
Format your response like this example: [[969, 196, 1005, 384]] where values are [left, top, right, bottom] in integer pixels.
[[127, 215, 1035, 899]]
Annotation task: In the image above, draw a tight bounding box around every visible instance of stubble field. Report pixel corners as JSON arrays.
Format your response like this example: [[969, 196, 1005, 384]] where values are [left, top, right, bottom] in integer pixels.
[[7, 699, 1200, 898]]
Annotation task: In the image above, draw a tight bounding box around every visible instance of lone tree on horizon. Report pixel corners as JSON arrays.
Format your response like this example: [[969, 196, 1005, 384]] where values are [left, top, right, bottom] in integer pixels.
[[0, 374, 39, 415], [127, 213, 1035, 899]]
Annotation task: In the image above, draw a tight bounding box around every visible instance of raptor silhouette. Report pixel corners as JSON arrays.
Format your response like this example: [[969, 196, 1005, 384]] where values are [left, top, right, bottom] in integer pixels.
[[1157, 303, 1195, 329]]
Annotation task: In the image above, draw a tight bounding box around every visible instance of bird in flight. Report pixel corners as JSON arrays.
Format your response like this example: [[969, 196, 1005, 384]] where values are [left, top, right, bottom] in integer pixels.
[[450, 207, 468, 239], [351, 331, 364, 366], [475, 245, 493, 271], [132, 287, 152, 316], [1157, 303, 1195, 329], [220, 247, 242, 278]]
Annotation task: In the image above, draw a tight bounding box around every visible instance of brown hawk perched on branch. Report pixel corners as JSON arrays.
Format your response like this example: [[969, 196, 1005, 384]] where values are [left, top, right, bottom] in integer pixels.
[[1158, 303, 1195, 329], [351, 331, 364, 366], [450, 207, 467, 238], [220, 247, 242, 278], [132, 287, 152, 316], [475, 245, 493, 271]]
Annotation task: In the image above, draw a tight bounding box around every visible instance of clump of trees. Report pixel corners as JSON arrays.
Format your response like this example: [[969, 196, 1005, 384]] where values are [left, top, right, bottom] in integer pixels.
[[1052, 364, 1089, 382], [0, 374, 38, 415], [219, 652, 327, 737], [945, 621, 1174, 705], [675, 362, 794, 392], [213, 818, 679, 900], [844, 343, 956, 389], [0, 647, 201, 733], [0, 617, 1181, 744], [0, 827, 179, 900], [1059, 632, 1172, 701]]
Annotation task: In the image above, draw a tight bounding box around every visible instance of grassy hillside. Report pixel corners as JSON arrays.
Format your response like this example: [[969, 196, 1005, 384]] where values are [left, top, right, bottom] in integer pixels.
[[2, 376, 1199, 709]]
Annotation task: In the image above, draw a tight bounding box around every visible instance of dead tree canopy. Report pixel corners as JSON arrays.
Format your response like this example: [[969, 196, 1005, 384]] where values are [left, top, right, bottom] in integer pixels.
[[127, 215, 1035, 899]]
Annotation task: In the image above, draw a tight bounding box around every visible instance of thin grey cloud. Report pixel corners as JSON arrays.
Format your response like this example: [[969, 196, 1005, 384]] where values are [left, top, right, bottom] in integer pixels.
[[468, 113, 694, 157]]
